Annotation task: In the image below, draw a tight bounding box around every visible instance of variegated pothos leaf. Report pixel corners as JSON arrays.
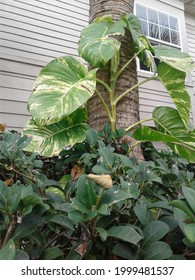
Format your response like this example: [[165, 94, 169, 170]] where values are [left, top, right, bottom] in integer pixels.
[[78, 18, 126, 67], [28, 56, 96, 126], [23, 109, 89, 157], [157, 62, 191, 126]]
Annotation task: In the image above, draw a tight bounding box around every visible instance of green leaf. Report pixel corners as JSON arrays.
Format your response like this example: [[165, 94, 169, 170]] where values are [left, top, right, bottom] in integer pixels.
[[98, 147, 115, 168], [86, 128, 98, 147], [107, 225, 142, 245], [134, 205, 151, 226], [22, 194, 48, 210], [144, 241, 172, 260], [75, 175, 97, 210], [100, 187, 130, 206], [41, 247, 64, 260], [112, 243, 134, 260], [15, 250, 29, 260], [122, 14, 156, 71], [133, 107, 195, 162], [49, 214, 74, 230], [154, 45, 195, 73], [157, 63, 190, 126], [183, 223, 195, 243], [170, 200, 195, 221], [96, 227, 108, 242], [182, 186, 195, 213], [12, 215, 43, 239], [28, 56, 96, 126], [23, 109, 89, 157], [142, 221, 169, 250], [0, 239, 16, 260], [78, 18, 125, 67]]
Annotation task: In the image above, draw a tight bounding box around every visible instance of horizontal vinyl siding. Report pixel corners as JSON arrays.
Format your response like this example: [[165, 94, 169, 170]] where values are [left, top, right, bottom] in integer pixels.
[[185, 14, 195, 124], [0, 0, 89, 130]]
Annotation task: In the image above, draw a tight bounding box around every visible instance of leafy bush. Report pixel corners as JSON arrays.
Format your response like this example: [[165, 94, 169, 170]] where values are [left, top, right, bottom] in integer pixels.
[[0, 128, 195, 260]]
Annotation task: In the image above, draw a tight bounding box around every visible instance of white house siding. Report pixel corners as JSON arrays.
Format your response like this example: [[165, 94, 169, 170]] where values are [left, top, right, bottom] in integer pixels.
[[185, 14, 195, 125], [0, 0, 194, 131], [135, 0, 195, 126], [0, 0, 89, 130]]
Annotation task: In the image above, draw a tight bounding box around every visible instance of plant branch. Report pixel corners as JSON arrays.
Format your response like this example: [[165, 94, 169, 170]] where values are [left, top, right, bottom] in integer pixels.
[[112, 50, 143, 84], [113, 75, 157, 106], [96, 78, 113, 96], [95, 89, 113, 126], [1, 216, 16, 249], [126, 141, 142, 156], [8, 166, 35, 183], [126, 118, 155, 132]]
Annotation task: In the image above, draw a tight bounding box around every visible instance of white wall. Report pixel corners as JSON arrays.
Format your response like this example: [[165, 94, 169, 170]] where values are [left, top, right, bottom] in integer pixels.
[[0, 0, 89, 130]]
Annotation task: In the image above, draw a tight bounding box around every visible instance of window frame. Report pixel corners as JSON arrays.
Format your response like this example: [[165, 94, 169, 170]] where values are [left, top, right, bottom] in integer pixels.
[[134, 2, 183, 73]]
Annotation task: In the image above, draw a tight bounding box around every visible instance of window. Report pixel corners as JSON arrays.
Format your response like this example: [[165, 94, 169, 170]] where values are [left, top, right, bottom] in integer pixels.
[[135, 3, 181, 71]]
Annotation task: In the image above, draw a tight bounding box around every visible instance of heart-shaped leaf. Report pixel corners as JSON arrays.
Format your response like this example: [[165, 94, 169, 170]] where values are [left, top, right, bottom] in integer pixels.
[[122, 14, 156, 71], [154, 45, 195, 73], [28, 56, 96, 126], [157, 63, 190, 126], [23, 109, 88, 157], [133, 106, 195, 162], [78, 17, 125, 67]]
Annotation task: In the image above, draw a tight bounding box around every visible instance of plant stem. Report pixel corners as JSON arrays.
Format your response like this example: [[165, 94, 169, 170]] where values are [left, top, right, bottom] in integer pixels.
[[96, 78, 113, 96], [126, 118, 154, 132], [1, 216, 16, 249], [95, 89, 113, 127], [112, 50, 143, 85], [8, 166, 35, 183], [113, 75, 157, 106], [126, 141, 142, 155]]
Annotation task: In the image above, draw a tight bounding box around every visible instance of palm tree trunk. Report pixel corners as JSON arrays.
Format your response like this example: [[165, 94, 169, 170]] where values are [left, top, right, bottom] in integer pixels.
[[88, 0, 142, 158]]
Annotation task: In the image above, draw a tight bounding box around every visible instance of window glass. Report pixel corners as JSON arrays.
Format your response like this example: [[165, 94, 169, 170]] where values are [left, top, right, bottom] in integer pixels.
[[135, 3, 181, 72], [159, 12, 169, 28], [148, 8, 158, 24], [136, 4, 147, 20]]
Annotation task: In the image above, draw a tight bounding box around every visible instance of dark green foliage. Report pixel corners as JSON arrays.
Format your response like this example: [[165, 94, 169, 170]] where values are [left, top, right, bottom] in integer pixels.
[[0, 128, 195, 260]]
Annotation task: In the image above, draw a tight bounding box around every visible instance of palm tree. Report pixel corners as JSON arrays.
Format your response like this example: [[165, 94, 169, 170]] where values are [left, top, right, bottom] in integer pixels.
[[88, 0, 142, 158]]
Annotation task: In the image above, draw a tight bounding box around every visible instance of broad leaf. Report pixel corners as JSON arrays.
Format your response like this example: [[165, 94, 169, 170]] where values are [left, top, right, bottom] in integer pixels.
[[49, 214, 74, 230], [133, 106, 195, 162], [0, 239, 16, 260], [157, 63, 190, 126], [142, 221, 169, 250], [100, 186, 130, 206], [12, 215, 43, 239], [107, 225, 142, 245], [153, 45, 195, 73], [133, 205, 151, 226], [40, 247, 64, 260], [96, 227, 108, 242], [174, 208, 195, 243], [112, 243, 134, 260], [144, 241, 172, 260], [98, 147, 115, 167], [182, 186, 195, 213], [122, 14, 156, 71], [23, 109, 89, 157], [78, 18, 125, 67], [75, 175, 97, 210], [28, 56, 96, 126], [86, 128, 98, 147], [170, 200, 195, 221], [183, 223, 195, 243]]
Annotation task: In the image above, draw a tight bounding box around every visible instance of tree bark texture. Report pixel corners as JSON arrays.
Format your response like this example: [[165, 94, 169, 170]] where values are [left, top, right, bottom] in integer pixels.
[[88, 0, 142, 158]]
